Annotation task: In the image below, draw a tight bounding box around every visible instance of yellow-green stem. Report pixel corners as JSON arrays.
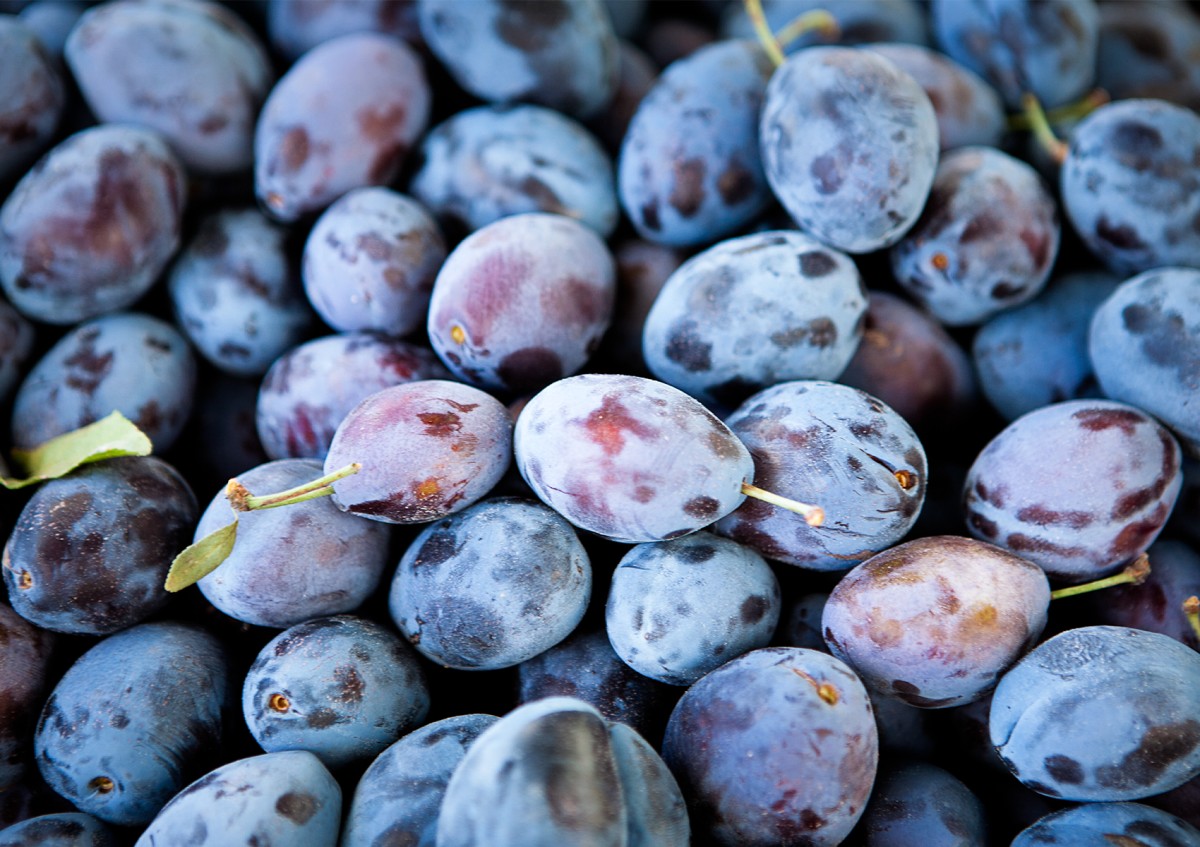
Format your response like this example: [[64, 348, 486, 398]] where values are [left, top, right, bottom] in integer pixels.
[[1050, 554, 1150, 600], [1021, 93, 1069, 165], [228, 463, 361, 512], [1184, 596, 1200, 642], [1008, 88, 1109, 131], [744, 0, 786, 67], [774, 9, 840, 49], [741, 482, 825, 526]]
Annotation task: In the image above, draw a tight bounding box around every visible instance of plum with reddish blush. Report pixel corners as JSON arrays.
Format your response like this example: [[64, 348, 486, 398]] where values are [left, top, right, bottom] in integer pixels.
[[822, 536, 1051, 708], [963, 399, 1182, 582], [326, 380, 512, 524], [514, 374, 755, 543]]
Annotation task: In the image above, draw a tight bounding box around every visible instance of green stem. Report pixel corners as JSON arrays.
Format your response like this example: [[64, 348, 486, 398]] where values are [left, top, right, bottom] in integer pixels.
[[774, 9, 840, 50], [1021, 93, 1069, 165], [1050, 554, 1150, 600], [744, 0, 785, 67], [228, 463, 361, 512], [1008, 88, 1109, 131], [1184, 596, 1200, 642], [741, 482, 825, 527]]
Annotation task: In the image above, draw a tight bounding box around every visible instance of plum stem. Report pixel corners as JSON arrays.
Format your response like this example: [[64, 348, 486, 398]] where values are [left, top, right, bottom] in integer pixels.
[[744, 1, 839, 68], [1049, 553, 1150, 600], [1184, 596, 1200, 642], [744, 0, 785, 67], [791, 667, 840, 705], [1021, 93, 1069, 166], [227, 462, 361, 511], [741, 482, 824, 526], [1007, 88, 1109, 131]]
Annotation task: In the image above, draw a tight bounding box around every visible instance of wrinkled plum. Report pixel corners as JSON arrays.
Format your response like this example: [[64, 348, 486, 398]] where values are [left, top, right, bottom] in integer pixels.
[[3, 456, 196, 635], [341, 714, 498, 847], [254, 32, 429, 222], [860, 761, 987, 847], [195, 459, 391, 628], [35, 621, 228, 826], [716, 381, 926, 570], [437, 697, 689, 847], [0, 125, 185, 325], [11, 312, 196, 453], [243, 615, 429, 768], [268, 0, 421, 60], [255, 332, 449, 461], [760, 46, 939, 253], [0, 605, 53, 791], [169, 208, 315, 377], [663, 647, 878, 847], [427, 213, 615, 395], [0, 812, 115, 847], [990, 625, 1200, 801], [823, 535, 1050, 708], [1013, 801, 1200, 847], [65, 0, 273, 174], [325, 379, 513, 524], [411, 104, 617, 238], [302, 187, 444, 338], [389, 496, 591, 670], [962, 399, 1182, 581], [133, 750, 340, 847], [642, 231, 867, 408], [606, 531, 780, 686], [514, 373, 754, 543], [0, 16, 63, 183]]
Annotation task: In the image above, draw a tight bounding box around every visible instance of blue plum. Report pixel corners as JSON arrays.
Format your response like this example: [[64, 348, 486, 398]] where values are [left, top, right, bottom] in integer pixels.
[[195, 459, 391, 628], [1097, 2, 1200, 111], [605, 531, 780, 686], [1089, 266, 1200, 456], [1087, 539, 1200, 651], [618, 39, 773, 246], [411, 104, 617, 238], [715, 381, 926, 570], [243, 615, 429, 769], [268, 0, 421, 60], [823, 536, 1050, 708], [641, 231, 867, 408], [0, 813, 115, 847], [11, 312, 196, 453], [341, 714, 498, 847], [3, 456, 196, 635], [389, 496, 591, 670], [169, 207, 315, 377], [860, 761, 987, 847], [0, 297, 34, 405], [760, 46, 939, 253], [302, 187, 445, 338], [16, 1, 85, 59], [35, 621, 228, 826], [1014, 801, 1200, 847], [0, 16, 63, 183], [0, 604, 53, 791], [963, 399, 1183, 581], [991, 625, 1200, 801], [133, 750, 340, 847], [0, 125, 185, 325], [663, 647, 878, 846]]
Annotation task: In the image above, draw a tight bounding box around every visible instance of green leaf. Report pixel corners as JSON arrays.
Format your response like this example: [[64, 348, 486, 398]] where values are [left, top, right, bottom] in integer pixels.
[[164, 521, 238, 593], [2, 412, 153, 490]]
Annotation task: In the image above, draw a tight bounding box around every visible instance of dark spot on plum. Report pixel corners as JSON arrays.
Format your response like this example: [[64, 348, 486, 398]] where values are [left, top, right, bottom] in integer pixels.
[[663, 528, 692, 540], [1109, 505, 1171, 559], [418, 412, 462, 438], [278, 127, 310, 173], [276, 791, 318, 824], [1016, 505, 1094, 529], [664, 320, 712, 372], [1019, 228, 1052, 269], [798, 251, 837, 277], [679, 544, 716, 563], [740, 595, 769, 624], [682, 496, 720, 519], [717, 160, 755, 206], [960, 213, 1001, 243], [807, 317, 837, 348], [1096, 216, 1147, 250], [1126, 821, 1191, 847], [581, 393, 659, 457], [1043, 754, 1084, 784], [640, 201, 661, 231], [334, 665, 364, 702], [498, 347, 563, 392], [1111, 121, 1164, 170], [991, 281, 1025, 299], [1072, 407, 1144, 435], [811, 153, 844, 195], [518, 175, 565, 214], [669, 158, 706, 217], [495, 0, 568, 51], [305, 707, 341, 729], [111, 712, 129, 729], [1005, 533, 1089, 559], [1096, 720, 1200, 788], [523, 711, 621, 830]]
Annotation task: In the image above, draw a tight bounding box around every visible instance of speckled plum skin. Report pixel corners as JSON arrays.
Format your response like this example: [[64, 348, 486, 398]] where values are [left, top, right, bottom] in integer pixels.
[[35, 622, 228, 826], [514, 374, 754, 543], [861, 762, 987, 847], [255, 332, 450, 461], [715, 381, 927, 571], [0, 813, 116, 847], [606, 532, 781, 686], [65, 0, 273, 174], [0, 16, 63, 183], [254, 32, 430, 222], [973, 270, 1120, 421], [341, 714, 498, 847], [418, 0, 618, 119], [891, 146, 1060, 326], [268, 0, 421, 60], [1089, 267, 1200, 457], [3, 457, 196, 635], [618, 39, 772, 247], [133, 751, 340, 847], [962, 399, 1183, 582], [0, 297, 35, 405], [1089, 539, 1200, 650], [243, 615, 429, 769], [990, 626, 1200, 801], [302, 187, 444, 338], [11, 312, 196, 453], [822, 536, 1050, 708], [427, 213, 615, 395], [1061, 100, 1200, 274], [437, 697, 689, 847], [663, 647, 878, 847], [326, 380, 513, 524], [1014, 801, 1200, 847], [196, 459, 391, 628], [931, 0, 1099, 109], [760, 46, 939, 254], [642, 231, 867, 408], [411, 104, 617, 238], [0, 125, 185, 325], [388, 497, 592, 670], [169, 208, 314, 377], [866, 43, 1006, 151], [0, 605, 53, 791]]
